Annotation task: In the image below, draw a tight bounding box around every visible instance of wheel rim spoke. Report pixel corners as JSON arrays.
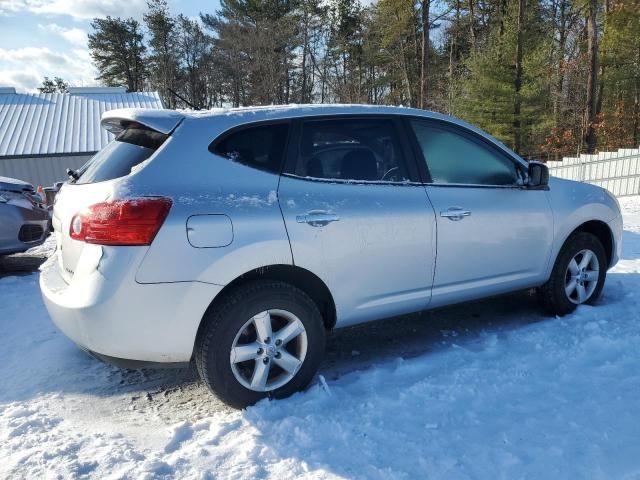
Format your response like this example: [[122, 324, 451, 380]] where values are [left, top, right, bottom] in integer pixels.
[[565, 278, 577, 297], [578, 250, 593, 270], [250, 359, 270, 390], [274, 319, 304, 345], [230, 309, 308, 393], [576, 283, 587, 303], [274, 350, 302, 374], [230, 343, 261, 364], [253, 312, 273, 343], [568, 259, 580, 276]]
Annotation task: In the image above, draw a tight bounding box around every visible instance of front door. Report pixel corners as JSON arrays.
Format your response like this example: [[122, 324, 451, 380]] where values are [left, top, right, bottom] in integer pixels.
[[278, 116, 436, 327], [406, 119, 554, 306]]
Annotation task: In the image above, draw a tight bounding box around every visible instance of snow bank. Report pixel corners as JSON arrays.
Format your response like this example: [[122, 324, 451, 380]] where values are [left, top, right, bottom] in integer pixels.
[[1, 199, 640, 479]]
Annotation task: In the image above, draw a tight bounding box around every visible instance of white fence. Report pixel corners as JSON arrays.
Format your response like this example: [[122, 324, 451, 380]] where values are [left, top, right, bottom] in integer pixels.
[[548, 146, 640, 197]]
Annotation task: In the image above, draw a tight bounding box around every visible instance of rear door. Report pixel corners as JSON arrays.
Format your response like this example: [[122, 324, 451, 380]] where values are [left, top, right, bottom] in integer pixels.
[[278, 116, 437, 327], [406, 119, 554, 306]]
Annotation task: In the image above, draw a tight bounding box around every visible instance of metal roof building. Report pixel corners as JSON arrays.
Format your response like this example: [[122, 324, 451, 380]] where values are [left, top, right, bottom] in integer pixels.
[[0, 87, 164, 187]]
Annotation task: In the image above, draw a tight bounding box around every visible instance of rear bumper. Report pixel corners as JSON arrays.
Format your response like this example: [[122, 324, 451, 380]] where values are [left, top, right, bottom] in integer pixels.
[[83, 349, 190, 369], [39, 247, 223, 364]]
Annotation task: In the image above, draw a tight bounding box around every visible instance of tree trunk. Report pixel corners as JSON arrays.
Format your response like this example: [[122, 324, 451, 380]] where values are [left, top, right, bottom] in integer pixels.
[[420, 0, 430, 109], [497, 0, 507, 64], [468, 0, 476, 49], [584, 0, 599, 154], [398, 36, 414, 107], [513, 0, 525, 154], [596, 0, 609, 120], [448, 0, 461, 115], [553, 0, 568, 128], [634, 42, 640, 145], [301, 10, 309, 103]]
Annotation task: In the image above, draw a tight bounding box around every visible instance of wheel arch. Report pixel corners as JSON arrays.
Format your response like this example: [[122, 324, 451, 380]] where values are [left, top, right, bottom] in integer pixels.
[[196, 264, 337, 345], [566, 220, 614, 267]]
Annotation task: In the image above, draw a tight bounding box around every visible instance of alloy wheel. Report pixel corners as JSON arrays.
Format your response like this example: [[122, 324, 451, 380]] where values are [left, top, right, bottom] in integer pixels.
[[564, 249, 600, 304], [229, 309, 308, 392]]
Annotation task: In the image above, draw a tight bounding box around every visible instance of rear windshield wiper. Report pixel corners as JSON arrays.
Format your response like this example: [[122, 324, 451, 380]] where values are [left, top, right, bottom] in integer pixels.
[[66, 168, 80, 182]]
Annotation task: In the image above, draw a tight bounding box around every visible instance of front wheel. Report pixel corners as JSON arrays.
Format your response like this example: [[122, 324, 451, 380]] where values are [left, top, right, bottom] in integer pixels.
[[537, 232, 607, 316], [195, 280, 326, 408]]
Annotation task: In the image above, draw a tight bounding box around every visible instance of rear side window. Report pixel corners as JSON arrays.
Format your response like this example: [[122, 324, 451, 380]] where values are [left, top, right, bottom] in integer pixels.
[[211, 123, 289, 174], [76, 127, 168, 185], [290, 118, 410, 182]]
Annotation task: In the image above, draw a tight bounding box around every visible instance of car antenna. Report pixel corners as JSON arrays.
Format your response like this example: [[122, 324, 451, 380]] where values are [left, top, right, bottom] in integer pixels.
[[168, 88, 201, 111]]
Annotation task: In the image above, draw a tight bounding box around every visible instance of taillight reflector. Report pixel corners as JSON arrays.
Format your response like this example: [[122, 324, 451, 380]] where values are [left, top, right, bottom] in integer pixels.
[[69, 197, 172, 246]]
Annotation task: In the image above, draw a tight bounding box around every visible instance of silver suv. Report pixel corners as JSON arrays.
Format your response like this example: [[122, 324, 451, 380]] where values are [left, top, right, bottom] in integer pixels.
[[40, 105, 622, 408]]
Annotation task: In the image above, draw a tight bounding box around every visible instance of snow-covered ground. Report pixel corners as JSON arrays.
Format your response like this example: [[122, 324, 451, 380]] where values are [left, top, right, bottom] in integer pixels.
[[1, 198, 640, 479]]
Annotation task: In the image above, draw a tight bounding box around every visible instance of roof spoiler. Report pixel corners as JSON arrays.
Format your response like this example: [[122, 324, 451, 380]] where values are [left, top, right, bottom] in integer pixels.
[[101, 108, 185, 135]]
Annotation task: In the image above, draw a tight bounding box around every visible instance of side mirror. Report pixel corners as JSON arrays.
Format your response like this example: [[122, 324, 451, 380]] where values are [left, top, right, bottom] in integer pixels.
[[527, 161, 549, 188]]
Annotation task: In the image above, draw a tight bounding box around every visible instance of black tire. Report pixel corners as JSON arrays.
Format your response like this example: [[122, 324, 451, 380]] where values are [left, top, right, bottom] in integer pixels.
[[195, 280, 326, 409], [537, 232, 607, 316]]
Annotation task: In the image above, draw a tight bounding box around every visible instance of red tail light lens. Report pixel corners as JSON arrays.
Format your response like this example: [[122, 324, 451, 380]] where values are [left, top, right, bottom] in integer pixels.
[[70, 197, 172, 246]]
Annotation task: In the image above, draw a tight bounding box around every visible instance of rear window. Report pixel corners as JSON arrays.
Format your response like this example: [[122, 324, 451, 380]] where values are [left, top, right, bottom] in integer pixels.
[[210, 122, 289, 174], [75, 127, 168, 185]]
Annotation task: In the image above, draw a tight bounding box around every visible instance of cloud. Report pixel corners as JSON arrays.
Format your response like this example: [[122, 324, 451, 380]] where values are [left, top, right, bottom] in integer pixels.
[[0, 0, 147, 20], [0, 47, 97, 91], [0, 70, 42, 90], [0, 0, 26, 15], [0, 47, 73, 66], [38, 23, 88, 45]]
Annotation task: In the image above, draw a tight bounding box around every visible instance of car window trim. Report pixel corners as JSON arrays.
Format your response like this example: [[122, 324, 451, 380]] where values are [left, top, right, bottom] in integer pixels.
[[282, 114, 422, 185], [208, 119, 292, 175], [403, 117, 526, 188]]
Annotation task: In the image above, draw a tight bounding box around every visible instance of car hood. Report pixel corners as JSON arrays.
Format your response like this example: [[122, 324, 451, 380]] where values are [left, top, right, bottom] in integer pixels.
[[0, 176, 34, 192], [548, 175, 606, 195]]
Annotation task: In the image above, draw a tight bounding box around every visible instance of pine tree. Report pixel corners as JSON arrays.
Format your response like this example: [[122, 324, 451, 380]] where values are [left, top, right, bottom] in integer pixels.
[[88, 17, 147, 91], [144, 0, 180, 107], [600, 0, 640, 147], [457, 0, 553, 155], [38, 77, 69, 93], [201, 0, 299, 106]]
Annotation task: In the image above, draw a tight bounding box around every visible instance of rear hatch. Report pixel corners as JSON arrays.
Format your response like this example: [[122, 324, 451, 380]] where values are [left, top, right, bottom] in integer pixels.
[[53, 109, 183, 284]]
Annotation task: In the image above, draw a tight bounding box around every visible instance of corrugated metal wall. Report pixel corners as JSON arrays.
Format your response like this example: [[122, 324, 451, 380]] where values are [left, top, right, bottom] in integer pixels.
[[0, 154, 92, 187], [0, 91, 164, 157], [0, 89, 165, 188], [548, 146, 640, 197]]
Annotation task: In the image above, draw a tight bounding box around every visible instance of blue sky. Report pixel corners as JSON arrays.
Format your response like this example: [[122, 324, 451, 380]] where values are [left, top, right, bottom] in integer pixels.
[[0, 0, 219, 91]]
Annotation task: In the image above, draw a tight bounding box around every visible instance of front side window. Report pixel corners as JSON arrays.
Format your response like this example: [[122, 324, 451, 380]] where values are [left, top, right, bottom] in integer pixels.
[[212, 123, 289, 174], [410, 121, 519, 186], [292, 118, 410, 182]]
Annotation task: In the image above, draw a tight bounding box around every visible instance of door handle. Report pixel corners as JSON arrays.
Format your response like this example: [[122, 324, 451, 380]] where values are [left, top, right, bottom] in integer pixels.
[[440, 207, 471, 221], [296, 211, 340, 227]]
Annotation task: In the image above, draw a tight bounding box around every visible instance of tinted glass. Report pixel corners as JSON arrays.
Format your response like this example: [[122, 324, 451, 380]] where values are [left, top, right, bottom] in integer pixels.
[[294, 119, 409, 182], [213, 123, 289, 174], [410, 121, 518, 185], [76, 127, 168, 185]]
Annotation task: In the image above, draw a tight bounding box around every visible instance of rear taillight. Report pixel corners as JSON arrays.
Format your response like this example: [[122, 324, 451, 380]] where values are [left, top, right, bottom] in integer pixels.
[[69, 197, 172, 246]]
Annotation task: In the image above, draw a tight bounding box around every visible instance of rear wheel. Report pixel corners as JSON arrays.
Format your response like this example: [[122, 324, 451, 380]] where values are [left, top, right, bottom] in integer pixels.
[[195, 280, 326, 408], [537, 232, 607, 316]]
